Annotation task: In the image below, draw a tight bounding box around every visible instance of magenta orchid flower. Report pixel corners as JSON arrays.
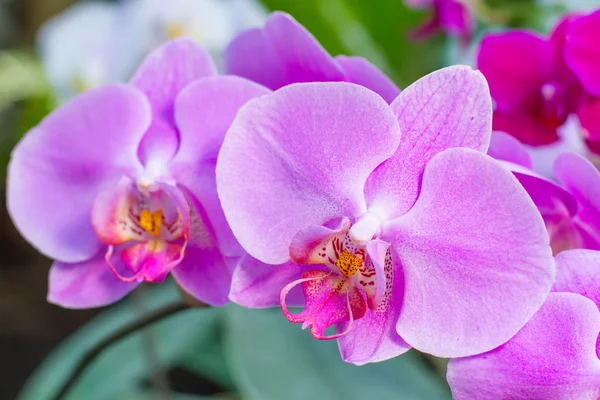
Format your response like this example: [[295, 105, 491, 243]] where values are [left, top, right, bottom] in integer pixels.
[[224, 11, 400, 104], [489, 132, 600, 254], [565, 9, 600, 147], [447, 249, 600, 400], [7, 38, 270, 308], [405, 0, 474, 41], [478, 17, 589, 147], [218, 65, 554, 364]]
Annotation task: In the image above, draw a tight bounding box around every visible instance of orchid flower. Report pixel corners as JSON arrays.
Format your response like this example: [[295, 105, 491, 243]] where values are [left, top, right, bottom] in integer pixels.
[[489, 131, 600, 254], [478, 14, 600, 167], [8, 38, 270, 308], [448, 249, 600, 400], [404, 0, 474, 42], [224, 12, 401, 104], [218, 65, 554, 365]]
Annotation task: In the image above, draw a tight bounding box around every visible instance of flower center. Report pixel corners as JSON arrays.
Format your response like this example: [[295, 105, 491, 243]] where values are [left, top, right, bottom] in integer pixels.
[[335, 249, 364, 278], [139, 209, 163, 236]]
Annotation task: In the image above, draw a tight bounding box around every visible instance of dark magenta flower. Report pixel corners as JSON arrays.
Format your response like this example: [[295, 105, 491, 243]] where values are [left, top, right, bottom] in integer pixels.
[[405, 0, 474, 41], [7, 38, 270, 308], [478, 18, 586, 147], [489, 132, 600, 254], [448, 249, 600, 399], [224, 11, 400, 103], [218, 66, 554, 364]]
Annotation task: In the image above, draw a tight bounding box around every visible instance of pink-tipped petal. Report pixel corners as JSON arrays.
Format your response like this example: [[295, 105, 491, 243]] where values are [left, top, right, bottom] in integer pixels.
[[487, 131, 533, 168], [338, 246, 411, 365], [131, 38, 217, 166], [447, 293, 600, 400], [387, 148, 554, 357], [554, 249, 600, 308], [365, 66, 491, 219], [48, 248, 140, 308], [216, 82, 401, 264], [229, 255, 312, 308], [289, 218, 349, 265], [478, 31, 554, 110], [7, 84, 150, 263], [335, 56, 400, 104], [169, 75, 271, 257], [565, 10, 600, 97], [224, 12, 344, 90], [281, 270, 366, 340]]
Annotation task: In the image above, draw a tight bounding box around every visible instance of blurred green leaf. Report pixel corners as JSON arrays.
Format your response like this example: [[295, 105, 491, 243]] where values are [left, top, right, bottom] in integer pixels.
[[225, 306, 451, 400], [19, 282, 231, 400], [0, 51, 49, 111]]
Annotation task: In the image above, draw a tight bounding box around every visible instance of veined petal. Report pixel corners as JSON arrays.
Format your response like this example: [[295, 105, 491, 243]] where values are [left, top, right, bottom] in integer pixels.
[[338, 246, 411, 365], [216, 82, 401, 264], [386, 148, 554, 357], [565, 10, 600, 97], [7, 84, 151, 263], [478, 31, 554, 110], [335, 56, 400, 104], [447, 293, 600, 400], [554, 249, 600, 308], [365, 66, 491, 219], [131, 38, 217, 166], [281, 270, 366, 340], [229, 255, 312, 308], [169, 75, 270, 257], [48, 247, 140, 308], [224, 12, 345, 90]]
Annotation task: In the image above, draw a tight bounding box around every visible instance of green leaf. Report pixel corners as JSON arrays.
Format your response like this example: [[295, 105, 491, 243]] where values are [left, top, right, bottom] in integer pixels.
[[225, 306, 451, 400], [19, 281, 230, 400], [0, 51, 49, 111]]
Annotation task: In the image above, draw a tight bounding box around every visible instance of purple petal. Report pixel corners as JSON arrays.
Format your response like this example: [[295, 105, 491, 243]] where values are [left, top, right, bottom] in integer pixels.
[[48, 247, 140, 308], [386, 148, 554, 357], [131, 38, 217, 166], [365, 66, 491, 219], [170, 75, 270, 257], [478, 31, 553, 110], [224, 12, 344, 90], [335, 56, 400, 104], [578, 95, 600, 141], [437, 0, 473, 38], [7, 84, 151, 263], [338, 247, 411, 365], [487, 131, 533, 168], [565, 10, 600, 97], [554, 152, 600, 215], [170, 243, 232, 306], [216, 82, 401, 264], [554, 249, 600, 308], [447, 293, 600, 400], [229, 255, 310, 308]]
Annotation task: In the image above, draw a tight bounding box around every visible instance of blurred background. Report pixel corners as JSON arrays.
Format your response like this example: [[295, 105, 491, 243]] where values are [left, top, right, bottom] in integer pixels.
[[0, 0, 595, 399]]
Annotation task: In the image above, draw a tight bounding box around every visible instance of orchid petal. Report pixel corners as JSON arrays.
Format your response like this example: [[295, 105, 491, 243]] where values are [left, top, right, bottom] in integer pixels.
[[7, 84, 150, 263], [131, 38, 217, 166], [224, 12, 345, 90], [565, 10, 600, 97], [554, 249, 600, 308], [386, 148, 554, 357], [487, 131, 533, 168], [447, 293, 600, 400], [335, 56, 400, 104], [48, 247, 140, 308]]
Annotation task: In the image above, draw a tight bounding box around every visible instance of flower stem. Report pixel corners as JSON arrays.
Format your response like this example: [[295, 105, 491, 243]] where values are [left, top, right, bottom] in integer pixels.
[[50, 301, 197, 400]]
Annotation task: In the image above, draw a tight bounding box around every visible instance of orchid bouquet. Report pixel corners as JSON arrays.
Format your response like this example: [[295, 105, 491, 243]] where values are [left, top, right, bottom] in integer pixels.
[[5, 1, 600, 399]]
